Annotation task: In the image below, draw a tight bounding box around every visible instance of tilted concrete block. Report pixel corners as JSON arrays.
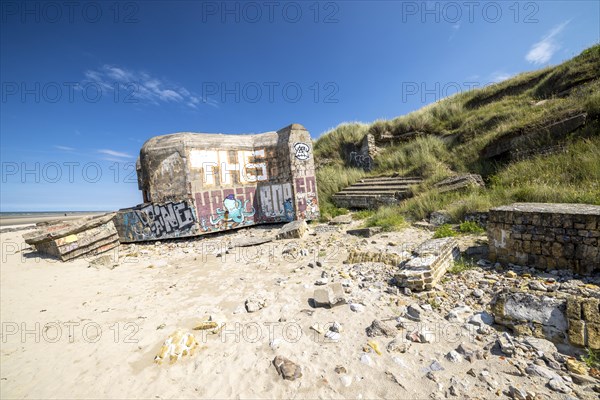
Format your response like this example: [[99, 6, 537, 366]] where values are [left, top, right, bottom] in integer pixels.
[[114, 124, 320, 242]]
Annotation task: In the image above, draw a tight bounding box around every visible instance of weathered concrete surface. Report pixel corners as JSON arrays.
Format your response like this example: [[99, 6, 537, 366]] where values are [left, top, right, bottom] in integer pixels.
[[434, 174, 484, 193], [481, 113, 587, 159], [491, 292, 568, 343], [313, 282, 346, 308], [492, 291, 600, 350], [487, 203, 600, 274], [23, 213, 118, 261], [115, 124, 319, 242], [332, 176, 422, 209], [346, 250, 406, 266], [395, 237, 460, 291], [346, 227, 382, 237], [276, 220, 308, 240]]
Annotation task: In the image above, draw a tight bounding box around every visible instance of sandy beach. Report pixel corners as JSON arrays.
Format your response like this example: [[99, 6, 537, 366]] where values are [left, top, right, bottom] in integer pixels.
[[0, 212, 107, 227], [2, 217, 598, 399]]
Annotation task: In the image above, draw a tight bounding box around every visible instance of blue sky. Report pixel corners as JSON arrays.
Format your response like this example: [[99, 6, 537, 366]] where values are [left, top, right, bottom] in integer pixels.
[[1, 1, 599, 211]]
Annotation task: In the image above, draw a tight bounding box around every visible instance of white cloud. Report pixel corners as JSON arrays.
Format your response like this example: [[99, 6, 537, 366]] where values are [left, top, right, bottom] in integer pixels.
[[84, 65, 213, 109], [526, 20, 570, 65], [98, 149, 133, 159], [54, 145, 75, 151], [490, 71, 513, 83]]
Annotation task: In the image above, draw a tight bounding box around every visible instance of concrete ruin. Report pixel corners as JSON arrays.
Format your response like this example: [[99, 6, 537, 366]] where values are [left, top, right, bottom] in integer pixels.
[[487, 203, 600, 275], [23, 213, 119, 261], [114, 124, 319, 242], [332, 176, 422, 209]]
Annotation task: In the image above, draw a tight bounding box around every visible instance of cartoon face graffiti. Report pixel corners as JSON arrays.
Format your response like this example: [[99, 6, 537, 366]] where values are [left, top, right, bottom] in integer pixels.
[[210, 194, 256, 227], [293, 142, 310, 160]]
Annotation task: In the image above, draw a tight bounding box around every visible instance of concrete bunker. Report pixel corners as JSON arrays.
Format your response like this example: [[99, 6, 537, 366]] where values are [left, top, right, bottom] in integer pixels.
[[114, 123, 319, 242]]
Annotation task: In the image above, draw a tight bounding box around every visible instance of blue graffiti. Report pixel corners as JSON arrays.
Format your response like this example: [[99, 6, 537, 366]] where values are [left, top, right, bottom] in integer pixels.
[[210, 194, 255, 226]]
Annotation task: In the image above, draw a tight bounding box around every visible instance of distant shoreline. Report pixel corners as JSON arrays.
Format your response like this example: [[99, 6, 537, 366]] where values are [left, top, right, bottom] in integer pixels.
[[0, 211, 110, 227]]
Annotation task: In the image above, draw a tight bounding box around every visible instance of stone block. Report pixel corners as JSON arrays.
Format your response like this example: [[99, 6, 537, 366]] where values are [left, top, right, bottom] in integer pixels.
[[23, 213, 119, 261], [276, 220, 308, 240], [568, 319, 586, 347], [346, 227, 382, 238], [313, 283, 346, 308], [582, 298, 600, 323], [586, 323, 600, 350], [491, 291, 567, 342]]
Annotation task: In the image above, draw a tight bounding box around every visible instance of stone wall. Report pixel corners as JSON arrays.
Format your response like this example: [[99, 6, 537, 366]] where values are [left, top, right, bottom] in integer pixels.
[[492, 291, 600, 350], [487, 203, 600, 275], [567, 296, 600, 349], [114, 124, 319, 243]]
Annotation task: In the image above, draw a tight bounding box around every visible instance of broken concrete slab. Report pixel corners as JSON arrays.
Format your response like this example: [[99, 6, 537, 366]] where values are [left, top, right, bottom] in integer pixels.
[[394, 237, 460, 291], [276, 220, 308, 240], [346, 250, 406, 266], [313, 282, 346, 308], [329, 214, 352, 225], [434, 174, 484, 193], [23, 213, 119, 261], [346, 227, 382, 237], [491, 292, 568, 343]]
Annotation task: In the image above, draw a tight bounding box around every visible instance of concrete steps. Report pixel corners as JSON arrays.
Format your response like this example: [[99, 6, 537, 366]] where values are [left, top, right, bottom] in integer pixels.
[[332, 176, 422, 209]]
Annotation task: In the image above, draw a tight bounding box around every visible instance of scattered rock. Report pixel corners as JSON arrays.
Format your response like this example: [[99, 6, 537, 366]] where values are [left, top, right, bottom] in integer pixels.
[[566, 358, 588, 375], [313, 283, 346, 308], [334, 365, 347, 374], [548, 377, 571, 394], [406, 304, 422, 321], [366, 319, 396, 338], [406, 326, 435, 343], [349, 303, 365, 312], [276, 220, 308, 240], [508, 385, 527, 400], [387, 339, 411, 353], [468, 311, 494, 327], [429, 210, 452, 226], [325, 330, 341, 342], [446, 350, 463, 363], [329, 214, 352, 225], [445, 305, 472, 323], [315, 278, 328, 285], [346, 227, 382, 237], [360, 353, 373, 366], [273, 355, 302, 381], [339, 375, 353, 387], [498, 332, 515, 356], [528, 281, 548, 292]]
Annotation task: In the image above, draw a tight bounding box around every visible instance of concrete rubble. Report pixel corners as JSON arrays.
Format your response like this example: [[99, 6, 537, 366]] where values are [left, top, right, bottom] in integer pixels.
[[23, 213, 119, 261]]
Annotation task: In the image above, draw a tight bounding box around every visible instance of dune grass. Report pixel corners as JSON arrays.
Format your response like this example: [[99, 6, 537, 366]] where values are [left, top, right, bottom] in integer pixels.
[[312, 45, 600, 224]]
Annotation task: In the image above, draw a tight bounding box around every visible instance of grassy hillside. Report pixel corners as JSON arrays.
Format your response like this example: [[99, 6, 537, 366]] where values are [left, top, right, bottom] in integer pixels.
[[314, 45, 600, 222]]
